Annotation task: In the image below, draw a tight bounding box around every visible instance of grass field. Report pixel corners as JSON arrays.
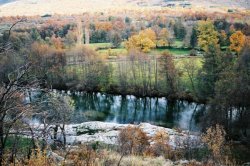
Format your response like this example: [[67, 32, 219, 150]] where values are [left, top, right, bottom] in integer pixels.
[[87, 43, 112, 49], [173, 39, 184, 48], [87, 40, 190, 57], [98, 48, 128, 56], [96, 47, 190, 57], [150, 48, 191, 56]]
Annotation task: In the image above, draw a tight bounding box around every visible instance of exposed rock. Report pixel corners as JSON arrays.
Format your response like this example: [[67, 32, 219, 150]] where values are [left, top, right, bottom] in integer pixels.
[[63, 121, 201, 148]]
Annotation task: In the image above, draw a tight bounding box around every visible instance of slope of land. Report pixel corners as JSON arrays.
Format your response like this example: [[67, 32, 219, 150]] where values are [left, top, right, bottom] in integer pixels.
[[0, 0, 249, 17], [190, 0, 250, 9]]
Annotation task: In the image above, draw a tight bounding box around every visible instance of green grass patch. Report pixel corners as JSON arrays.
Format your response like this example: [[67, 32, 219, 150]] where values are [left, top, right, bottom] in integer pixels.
[[87, 43, 112, 49], [173, 39, 184, 48], [98, 48, 127, 56], [150, 48, 191, 56]]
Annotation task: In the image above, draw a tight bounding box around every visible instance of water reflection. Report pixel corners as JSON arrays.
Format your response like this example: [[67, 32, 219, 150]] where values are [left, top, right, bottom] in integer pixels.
[[70, 92, 204, 131]]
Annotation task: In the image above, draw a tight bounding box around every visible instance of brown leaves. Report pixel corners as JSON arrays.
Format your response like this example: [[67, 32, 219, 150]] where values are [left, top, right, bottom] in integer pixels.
[[118, 125, 150, 156], [201, 124, 226, 160], [230, 31, 246, 54]]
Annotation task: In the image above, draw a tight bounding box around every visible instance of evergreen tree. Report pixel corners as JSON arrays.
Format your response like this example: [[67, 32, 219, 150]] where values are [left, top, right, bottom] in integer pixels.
[[190, 26, 197, 48], [198, 42, 221, 99]]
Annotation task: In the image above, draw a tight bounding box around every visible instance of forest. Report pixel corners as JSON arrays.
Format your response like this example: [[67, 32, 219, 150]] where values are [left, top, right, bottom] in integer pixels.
[[0, 4, 250, 166]]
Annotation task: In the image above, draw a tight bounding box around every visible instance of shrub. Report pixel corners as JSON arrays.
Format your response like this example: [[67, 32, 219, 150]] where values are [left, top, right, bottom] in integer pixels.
[[190, 49, 197, 56], [118, 126, 150, 156], [27, 148, 56, 166], [151, 129, 172, 158], [67, 145, 98, 166], [201, 124, 236, 165]]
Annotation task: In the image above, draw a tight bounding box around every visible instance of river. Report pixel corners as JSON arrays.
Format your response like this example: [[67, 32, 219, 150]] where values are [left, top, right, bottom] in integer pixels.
[[65, 92, 205, 131]]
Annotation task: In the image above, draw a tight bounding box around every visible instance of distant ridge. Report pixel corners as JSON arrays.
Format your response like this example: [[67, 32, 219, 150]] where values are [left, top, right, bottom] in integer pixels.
[[0, 0, 248, 17], [190, 0, 250, 9]]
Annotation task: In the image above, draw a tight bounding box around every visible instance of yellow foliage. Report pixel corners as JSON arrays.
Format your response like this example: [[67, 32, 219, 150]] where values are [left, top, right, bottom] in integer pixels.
[[157, 28, 169, 46], [157, 39, 168, 47], [118, 125, 150, 155], [201, 124, 226, 159], [151, 130, 173, 159], [125, 28, 156, 53], [27, 148, 56, 166], [67, 145, 98, 166], [95, 22, 113, 31], [230, 31, 246, 54], [197, 20, 219, 52], [152, 129, 170, 144]]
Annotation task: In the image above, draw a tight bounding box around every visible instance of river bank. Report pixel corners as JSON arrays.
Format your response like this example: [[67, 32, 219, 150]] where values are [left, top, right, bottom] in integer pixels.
[[31, 121, 201, 148]]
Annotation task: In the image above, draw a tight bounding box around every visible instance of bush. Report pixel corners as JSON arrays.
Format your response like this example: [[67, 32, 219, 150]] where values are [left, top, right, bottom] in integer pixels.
[[118, 126, 150, 156], [151, 129, 172, 158], [66, 145, 98, 166], [201, 124, 236, 165], [26, 148, 56, 166], [190, 49, 197, 56]]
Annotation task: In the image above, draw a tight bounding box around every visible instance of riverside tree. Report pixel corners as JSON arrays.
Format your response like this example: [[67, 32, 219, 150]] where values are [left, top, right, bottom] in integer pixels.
[[198, 42, 222, 99]]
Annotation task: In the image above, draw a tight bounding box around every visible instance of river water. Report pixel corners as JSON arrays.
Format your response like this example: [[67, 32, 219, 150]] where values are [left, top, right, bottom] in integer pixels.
[[67, 92, 205, 131]]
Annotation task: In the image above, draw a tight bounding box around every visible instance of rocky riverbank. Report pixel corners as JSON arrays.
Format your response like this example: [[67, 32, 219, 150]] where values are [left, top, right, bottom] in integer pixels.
[[62, 121, 200, 148]]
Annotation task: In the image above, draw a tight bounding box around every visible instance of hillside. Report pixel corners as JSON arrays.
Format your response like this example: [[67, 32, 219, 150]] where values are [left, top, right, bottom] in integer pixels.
[[190, 0, 250, 9], [0, 0, 249, 16]]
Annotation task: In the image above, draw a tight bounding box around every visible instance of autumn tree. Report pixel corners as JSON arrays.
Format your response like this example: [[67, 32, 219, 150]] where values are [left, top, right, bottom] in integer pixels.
[[159, 52, 178, 96], [95, 22, 113, 31], [64, 29, 77, 47], [197, 20, 219, 52], [125, 28, 156, 53], [157, 28, 169, 47], [229, 31, 245, 55], [50, 35, 64, 49], [202, 124, 227, 164], [0, 21, 44, 165]]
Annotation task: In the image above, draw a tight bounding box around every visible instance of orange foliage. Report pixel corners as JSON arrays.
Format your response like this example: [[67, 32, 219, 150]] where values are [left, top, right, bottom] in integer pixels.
[[230, 31, 246, 54], [118, 126, 150, 155], [95, 22, 113, 31]]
